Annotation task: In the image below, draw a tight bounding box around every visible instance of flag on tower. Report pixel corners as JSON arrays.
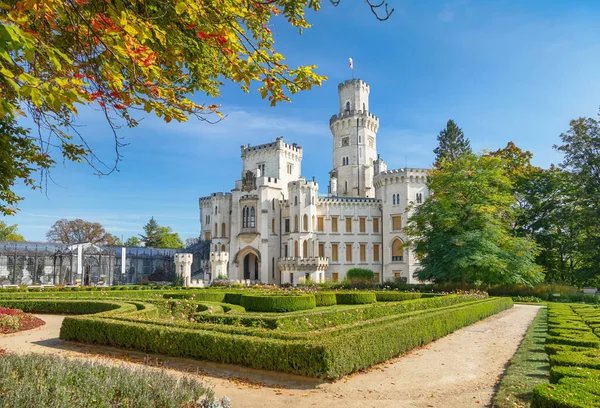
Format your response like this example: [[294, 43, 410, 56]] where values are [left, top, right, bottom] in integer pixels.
[[349, 58, 353, 69]]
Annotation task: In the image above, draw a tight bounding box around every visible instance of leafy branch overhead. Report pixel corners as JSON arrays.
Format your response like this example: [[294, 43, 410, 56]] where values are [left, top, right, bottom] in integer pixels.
[[0, 0, 335, 214]]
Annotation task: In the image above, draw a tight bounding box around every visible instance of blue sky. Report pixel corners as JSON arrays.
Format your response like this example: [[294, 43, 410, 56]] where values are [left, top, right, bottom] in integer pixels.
[[5, 0, 600, 243]]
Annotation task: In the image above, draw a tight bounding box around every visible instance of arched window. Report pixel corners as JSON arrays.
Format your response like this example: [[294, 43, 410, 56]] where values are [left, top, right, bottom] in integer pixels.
[[272, 257, 275, 279], [303, 214, 308, 232], [214, 223, 218, 236], [221, 223, 226, 238], [214, 245, 218, 251], [294, 196, 298, 206], [393, 194, 396, 205], [294, 240, 299, 257], [345, 101, 350, 111], [271, 218, 275, 233], [272, 199, 275, 210], [250, 207, 255, 228], [221, 244, 226, 252], [397, 193, 400, 204], [392, 239, 404, 262], [215, 206, 218, 214], [242, 206, 248, 228], [302, 240, 308, 258], [294, 215, 298, 231]]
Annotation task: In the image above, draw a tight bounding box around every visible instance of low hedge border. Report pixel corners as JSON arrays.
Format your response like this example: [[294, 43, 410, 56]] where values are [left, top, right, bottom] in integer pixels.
[[335, 292, 376, 305], [0, 299, 135, 315], [531, 377, 600, 408], [375, 292, 421, 302], [239, 294, 316, 313], [314, 292, 337, 307], [58, 297, 511, 378]]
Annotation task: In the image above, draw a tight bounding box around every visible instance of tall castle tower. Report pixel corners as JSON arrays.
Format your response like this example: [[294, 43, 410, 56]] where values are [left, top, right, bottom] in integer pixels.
[[329, 79, 379, 198]]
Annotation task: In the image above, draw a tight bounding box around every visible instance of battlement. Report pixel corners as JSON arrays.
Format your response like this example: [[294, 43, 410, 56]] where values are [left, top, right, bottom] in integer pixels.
[[373, 167, 429, 187], [330, 109, 378, 125], [317, 197, 380, 206], [199, 192, 232, 204], [210, 251, 229, 263], [288, 178, 318, 190], [338, 79, 370, 92], [174, 253, 193, 264], [241, 137, 302, 158]]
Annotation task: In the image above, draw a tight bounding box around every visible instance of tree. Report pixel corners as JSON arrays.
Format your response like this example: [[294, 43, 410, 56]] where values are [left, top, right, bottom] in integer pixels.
[[0, 220, 25, 241], [124, 236, 142, 247], [405, 152, 544, 286], [46, 218, 115, 245], [110, 235, 123, 246], [140, 217, 184, 249], [1, 1, 358, 215], [553, 113, 600, 285], [433, 120, 472, 166]]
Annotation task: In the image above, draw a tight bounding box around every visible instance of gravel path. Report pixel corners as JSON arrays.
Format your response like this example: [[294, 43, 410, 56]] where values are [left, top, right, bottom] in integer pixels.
[[0, 304, 541, 408]]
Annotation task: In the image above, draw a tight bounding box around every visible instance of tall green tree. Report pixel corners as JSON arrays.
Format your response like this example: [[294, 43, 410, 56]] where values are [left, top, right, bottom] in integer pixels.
[[433, 120, 472, 166], [406, 152, 544, 286], [0, 220, 25, 241], [124, 236, 142, 247], [140, 217, 184, 249], [554, 113, 600, 285]]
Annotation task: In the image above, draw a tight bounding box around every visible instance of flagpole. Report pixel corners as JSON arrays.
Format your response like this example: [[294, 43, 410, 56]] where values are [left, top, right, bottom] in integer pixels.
[[349, 57, 354, 79]]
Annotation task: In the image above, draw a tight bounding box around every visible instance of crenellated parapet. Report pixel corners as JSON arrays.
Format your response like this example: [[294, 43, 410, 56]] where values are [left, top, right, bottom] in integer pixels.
[[278, 257, 329, 272], [329, 110, 379, 132], [373, 167, 429, 188], [241, 136, 302, 161]]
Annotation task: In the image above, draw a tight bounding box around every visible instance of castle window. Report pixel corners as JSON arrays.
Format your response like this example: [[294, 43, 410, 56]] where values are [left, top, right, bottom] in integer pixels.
[[214, 223, 218, 236], [359, 217, 366, 232], [392, 238, 404, 261], [360, 244, 366, 262], [294, 240, 299, 257], [302, 241, 308, 258], [287, 162, 293, 174], [345, 217, 352, 233], [368, 136, 374, 148], [303, 214, 308, 232], [221, 244, 226, 252], [284, 218, 290, 233], [345, 101, 350, 111], [258, 163, 266, 176], [272, 257, 275, 279], [294, 196, 298, 206], [271, 218, 275, 233], [284, 244, 288, 257], [345, 243, 352, 262], [393, 195, 396, 205], [373, 244, 380, 262], [272, 199, 275, 210], [344, 181, 348, 194], [319, 243, 325, 257], [221, 223, 226, 238], [341, 137, 349, 147], [331, 216, 338, 232], [317, 216, 324, 232], [358, 135, 361, 144], [397, 193, 400, 205], [373, 217, 380, 233], [250, 207, 255, 228], [416, 193, 423, 204], [331, 243, 338, 262], [215, 206, 218, 214], [392, 215, 402, 231], [242, 206, 255, 229], [294, 215, 298, 232]]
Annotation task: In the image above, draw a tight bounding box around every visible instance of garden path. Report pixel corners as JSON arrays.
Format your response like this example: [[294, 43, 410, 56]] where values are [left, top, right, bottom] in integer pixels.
[[0, 304, 542, 408]]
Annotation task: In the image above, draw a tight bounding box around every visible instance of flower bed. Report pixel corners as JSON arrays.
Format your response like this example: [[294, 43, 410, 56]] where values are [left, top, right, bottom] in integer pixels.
[[0, 307, 45, 334]]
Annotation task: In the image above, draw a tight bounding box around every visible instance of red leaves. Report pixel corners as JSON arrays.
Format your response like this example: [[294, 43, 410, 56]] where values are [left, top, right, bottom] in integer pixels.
[[74, 0, 88, 5], [185, 24, 198, 29], [91, 14, 121, 34], [113, 103, 126, 110]]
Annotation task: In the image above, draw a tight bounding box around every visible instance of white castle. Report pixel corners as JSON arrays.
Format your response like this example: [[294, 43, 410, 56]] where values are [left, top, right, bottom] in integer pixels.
[[192, 79, 428, 285]]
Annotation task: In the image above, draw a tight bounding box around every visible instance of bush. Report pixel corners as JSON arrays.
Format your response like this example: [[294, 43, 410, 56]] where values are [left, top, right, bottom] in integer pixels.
[[59, 297, 510, 378], [0, 299, 133, 315], [314, 292, 337, 307], [531, 377, 600, 407], [345, 268, 376, 288], [239, 294, 316, 313], [0, 353, 224, 408], [549, 366, 600, 383], [375, 292, 421, 302], [335, 292, 376, 305]]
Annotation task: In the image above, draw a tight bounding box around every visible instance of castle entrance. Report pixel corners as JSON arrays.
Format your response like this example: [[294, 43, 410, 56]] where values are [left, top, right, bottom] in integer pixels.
[[243, 253, 259, 280]]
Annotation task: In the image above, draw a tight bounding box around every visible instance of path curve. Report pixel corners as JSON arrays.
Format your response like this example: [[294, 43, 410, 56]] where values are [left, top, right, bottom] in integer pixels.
[[0, 304, 541, 408]]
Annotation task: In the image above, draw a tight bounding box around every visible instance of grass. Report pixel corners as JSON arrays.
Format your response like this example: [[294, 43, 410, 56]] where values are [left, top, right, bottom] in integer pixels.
[[493, 307, 549, 408], [0, 353, 229, 408]]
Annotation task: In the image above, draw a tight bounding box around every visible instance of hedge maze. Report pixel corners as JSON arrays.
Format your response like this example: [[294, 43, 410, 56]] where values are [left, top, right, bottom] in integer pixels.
[[0, 289, 511, 379], [531, 303, 600, 407]]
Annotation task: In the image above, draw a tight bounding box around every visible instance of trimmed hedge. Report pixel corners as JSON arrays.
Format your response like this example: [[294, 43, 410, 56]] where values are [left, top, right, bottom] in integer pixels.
[[239, 294, 316, 313], [0, 299, 133, 315], [550, 366, 600, 383], [59, 297, 511, 378], [532, 377, 600, 408], [314, 292, 337, 307], [375, 292, 421, 302], [335, 292, 376, 305]]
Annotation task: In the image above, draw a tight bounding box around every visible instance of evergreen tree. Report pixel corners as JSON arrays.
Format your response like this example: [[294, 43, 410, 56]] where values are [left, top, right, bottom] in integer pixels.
[[140, 217, 184, 249], [433, 120, 472, 166]]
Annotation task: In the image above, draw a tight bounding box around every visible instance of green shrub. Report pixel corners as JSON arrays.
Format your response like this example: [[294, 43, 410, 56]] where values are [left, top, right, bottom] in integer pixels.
[[239, 294, 316, 313], [0, 353, 220, 408], [549, 350, 600, 370], [59, 297, 510, 378], [549, 366, 600, 383], [375, 292, 421, 302], [545, 333, 600, 349], [0, 299, 132, 315], [314, 292, 337, 307], [346, 268, 375, 280], [531, 377, 600, 407], [335, 292, 376, 305]]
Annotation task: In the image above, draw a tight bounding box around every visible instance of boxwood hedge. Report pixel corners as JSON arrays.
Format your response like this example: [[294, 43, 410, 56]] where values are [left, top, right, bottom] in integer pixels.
[[335, 292, 376, 304], [59, 297, 511, 378], [375, 292, 422, 302], [239, 294, 316, 312]]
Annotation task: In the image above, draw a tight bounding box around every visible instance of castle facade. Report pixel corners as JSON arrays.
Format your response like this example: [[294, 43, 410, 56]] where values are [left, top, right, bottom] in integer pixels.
[[198, 79, 428, 285]]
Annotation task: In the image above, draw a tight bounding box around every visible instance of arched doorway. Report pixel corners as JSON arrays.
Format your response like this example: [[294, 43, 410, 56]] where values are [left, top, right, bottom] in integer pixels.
[[243, 253, 259, 280]]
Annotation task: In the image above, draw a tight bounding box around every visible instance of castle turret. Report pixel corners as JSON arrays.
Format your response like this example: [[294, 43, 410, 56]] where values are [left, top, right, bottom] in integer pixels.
[[329, 79, 379, 198]]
